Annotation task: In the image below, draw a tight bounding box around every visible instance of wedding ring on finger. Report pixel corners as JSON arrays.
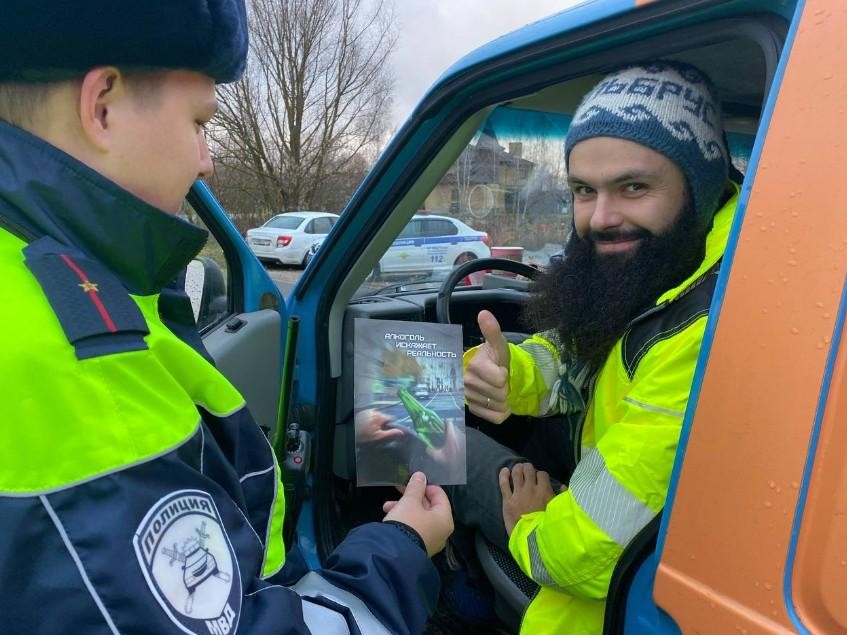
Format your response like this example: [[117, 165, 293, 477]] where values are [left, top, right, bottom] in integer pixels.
[[486, 397, 491, 409]]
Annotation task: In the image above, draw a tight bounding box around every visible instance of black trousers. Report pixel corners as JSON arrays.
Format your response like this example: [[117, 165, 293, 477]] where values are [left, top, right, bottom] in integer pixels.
[[445, 415, 577, 553]]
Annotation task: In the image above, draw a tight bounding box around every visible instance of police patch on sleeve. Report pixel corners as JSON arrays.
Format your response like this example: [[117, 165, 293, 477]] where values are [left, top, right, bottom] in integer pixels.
[[133, 490, 242, 634]]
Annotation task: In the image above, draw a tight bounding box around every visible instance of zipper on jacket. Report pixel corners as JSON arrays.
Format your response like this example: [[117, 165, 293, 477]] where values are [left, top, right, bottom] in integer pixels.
[[571, 369, 600, 465]]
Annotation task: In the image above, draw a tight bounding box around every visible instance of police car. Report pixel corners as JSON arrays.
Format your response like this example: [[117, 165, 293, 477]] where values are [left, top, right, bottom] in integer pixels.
[[306, 214, 490, 275]]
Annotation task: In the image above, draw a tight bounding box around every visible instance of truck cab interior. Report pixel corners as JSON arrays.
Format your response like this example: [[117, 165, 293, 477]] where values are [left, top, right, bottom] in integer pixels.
[[302, 7, 788, 633], [190, 2, 798, 632]]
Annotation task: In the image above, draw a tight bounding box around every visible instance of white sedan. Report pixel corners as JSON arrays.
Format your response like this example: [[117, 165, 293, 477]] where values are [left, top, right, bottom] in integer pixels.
[[306, 214, 490, 276], [246, 211, 339, 267]]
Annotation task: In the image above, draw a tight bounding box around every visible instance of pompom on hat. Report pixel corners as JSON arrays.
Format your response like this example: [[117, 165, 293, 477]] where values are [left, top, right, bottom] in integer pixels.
[[565, 61, 729, 226], [0, 0, 248, 83]]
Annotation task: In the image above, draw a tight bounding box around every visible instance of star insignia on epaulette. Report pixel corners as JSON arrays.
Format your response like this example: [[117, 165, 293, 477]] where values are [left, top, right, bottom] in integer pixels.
[[78, 280, 99, 293]]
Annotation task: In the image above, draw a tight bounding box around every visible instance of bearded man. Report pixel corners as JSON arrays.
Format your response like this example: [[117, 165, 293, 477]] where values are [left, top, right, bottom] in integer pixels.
[[450, 61, 739, 633]]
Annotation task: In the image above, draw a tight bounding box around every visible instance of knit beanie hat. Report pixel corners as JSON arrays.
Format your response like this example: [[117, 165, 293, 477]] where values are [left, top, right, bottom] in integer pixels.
[[565, 61, 729, 225]]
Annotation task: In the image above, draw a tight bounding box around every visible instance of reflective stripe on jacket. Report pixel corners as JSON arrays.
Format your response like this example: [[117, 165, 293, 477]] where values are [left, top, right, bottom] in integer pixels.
[[469, 184, 738, 633]]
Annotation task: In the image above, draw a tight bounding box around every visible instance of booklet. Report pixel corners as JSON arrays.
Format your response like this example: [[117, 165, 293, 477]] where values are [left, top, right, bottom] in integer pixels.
[[353, 318, 466, 486]]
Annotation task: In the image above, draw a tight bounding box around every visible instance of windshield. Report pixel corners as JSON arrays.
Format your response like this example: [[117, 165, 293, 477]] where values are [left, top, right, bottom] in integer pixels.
[[354, 106, 571, 297], [264, 216, 304, 230], [351, 103, 754, 299]]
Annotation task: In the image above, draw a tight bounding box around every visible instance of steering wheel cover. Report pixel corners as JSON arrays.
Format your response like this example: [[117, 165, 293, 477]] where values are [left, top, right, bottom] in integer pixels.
[[435, 257, 540, 324]]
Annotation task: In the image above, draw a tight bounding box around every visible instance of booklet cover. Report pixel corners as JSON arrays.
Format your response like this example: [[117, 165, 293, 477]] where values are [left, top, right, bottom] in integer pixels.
[[353, 318, 466, 486]]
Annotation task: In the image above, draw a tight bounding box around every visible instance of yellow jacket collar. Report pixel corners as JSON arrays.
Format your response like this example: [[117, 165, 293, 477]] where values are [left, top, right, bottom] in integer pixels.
[[656, 181, 739, 306]]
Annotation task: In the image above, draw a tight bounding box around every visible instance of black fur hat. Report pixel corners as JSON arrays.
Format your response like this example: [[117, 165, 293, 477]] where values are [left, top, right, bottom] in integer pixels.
[[0, 0, 248, 83]]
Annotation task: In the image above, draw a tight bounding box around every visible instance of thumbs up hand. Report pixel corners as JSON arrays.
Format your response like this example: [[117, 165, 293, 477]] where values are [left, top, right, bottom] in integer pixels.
[[465, 310, 512, 424]]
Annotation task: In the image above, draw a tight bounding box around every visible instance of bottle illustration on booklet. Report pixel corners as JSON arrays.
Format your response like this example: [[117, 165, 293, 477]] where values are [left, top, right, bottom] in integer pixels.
[[353, 318, 466, 486]]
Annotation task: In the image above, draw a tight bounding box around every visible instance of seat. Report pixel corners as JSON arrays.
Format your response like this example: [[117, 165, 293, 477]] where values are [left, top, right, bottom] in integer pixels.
[[473, 532, 537, 633], [473, 512, 662, 634], [602, 513, 661, 634]]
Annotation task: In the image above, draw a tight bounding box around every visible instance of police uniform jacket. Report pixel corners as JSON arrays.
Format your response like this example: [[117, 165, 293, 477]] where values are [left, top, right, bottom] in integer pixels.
[[0, 121, 438, 635]]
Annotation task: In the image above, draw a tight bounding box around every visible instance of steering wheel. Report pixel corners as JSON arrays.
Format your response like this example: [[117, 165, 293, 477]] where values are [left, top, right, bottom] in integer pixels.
[[435, 257, 541, 324]]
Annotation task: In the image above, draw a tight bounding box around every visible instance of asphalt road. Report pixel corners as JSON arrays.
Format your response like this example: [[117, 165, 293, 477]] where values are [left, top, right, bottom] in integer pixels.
[[265, 266, 302, 298]]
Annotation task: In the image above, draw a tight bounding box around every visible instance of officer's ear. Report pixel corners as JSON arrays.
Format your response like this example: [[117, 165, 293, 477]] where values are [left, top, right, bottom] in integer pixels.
[[78, 66, 127, 152]]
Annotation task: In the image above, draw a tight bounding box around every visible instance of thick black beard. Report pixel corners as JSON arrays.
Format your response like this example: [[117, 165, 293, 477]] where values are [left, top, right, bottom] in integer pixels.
[[525, 201, 708, 369]]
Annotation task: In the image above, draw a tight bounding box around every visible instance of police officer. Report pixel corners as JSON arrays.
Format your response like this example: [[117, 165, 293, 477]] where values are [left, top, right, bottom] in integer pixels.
[[0, 2, 452, 633]]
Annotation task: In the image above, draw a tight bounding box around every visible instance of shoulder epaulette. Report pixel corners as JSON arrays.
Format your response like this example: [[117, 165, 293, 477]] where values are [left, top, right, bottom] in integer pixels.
[[23, 236, 149, 359]]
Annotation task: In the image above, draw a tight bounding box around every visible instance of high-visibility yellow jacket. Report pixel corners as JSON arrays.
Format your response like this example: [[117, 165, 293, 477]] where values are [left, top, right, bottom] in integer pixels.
[[494, 186, 738, 633]]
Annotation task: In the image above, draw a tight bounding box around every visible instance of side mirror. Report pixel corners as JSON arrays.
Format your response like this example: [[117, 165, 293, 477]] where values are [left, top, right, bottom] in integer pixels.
[[185, 256, 228, 329]]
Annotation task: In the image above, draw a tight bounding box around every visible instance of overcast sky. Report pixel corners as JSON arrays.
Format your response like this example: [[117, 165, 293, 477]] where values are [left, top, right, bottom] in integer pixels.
[[390, 0, 583, 126]]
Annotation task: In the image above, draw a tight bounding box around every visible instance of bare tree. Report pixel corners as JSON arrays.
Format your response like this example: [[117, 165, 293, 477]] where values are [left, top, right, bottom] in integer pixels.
[[211, 0, 396, 225]]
